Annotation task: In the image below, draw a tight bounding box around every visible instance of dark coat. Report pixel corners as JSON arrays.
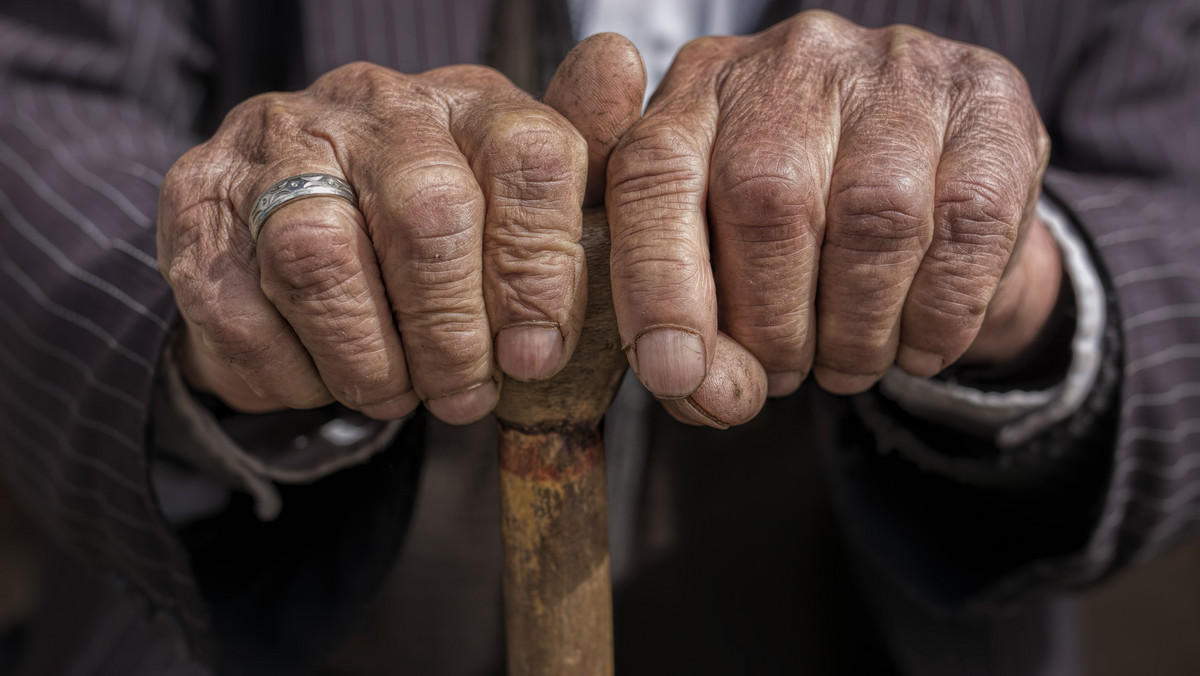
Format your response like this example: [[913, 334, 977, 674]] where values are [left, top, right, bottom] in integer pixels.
[[1, 0, 1197, 673]]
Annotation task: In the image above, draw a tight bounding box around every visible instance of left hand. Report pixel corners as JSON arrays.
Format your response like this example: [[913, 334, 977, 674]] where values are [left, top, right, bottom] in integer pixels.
[[605, 10, 1060, 426]]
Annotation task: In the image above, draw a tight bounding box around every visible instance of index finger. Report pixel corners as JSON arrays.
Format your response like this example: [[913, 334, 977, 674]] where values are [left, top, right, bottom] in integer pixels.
[[605, 40, 728, 399]]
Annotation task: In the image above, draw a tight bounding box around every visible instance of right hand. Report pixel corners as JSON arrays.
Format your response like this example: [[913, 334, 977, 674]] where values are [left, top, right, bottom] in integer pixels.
[[158, 42, 644, 425]]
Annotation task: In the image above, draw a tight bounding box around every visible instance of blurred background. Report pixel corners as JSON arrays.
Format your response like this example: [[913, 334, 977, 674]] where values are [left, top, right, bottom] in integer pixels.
[[2, 477, 1198, 674]]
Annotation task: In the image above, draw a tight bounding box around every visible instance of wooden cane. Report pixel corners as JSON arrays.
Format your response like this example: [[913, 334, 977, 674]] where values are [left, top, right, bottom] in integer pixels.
[[493, 207, 626, 675]]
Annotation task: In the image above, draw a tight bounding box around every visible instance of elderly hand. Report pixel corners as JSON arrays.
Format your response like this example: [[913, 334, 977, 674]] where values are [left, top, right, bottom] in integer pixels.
[[607, 10, 1060, 426], [158, 37, 645, 425]]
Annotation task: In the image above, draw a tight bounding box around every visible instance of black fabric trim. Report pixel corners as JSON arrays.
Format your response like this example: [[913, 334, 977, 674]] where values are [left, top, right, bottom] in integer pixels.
[[851, 210, 1122, 499], [938, 265, 1078, 393]]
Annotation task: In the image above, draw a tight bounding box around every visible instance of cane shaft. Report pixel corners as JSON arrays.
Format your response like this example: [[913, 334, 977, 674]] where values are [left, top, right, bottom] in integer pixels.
[[494, 209, 625, 675], [498, 424, 612, 675]]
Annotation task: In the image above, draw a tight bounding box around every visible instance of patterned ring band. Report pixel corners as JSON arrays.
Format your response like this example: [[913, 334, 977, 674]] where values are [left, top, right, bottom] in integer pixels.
[[248, 173, 359, 242]]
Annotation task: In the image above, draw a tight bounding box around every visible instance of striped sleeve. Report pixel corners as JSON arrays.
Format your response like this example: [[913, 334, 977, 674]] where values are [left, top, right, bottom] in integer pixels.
[[0, 0, 216, 661], [993, 0, 1200, 598]]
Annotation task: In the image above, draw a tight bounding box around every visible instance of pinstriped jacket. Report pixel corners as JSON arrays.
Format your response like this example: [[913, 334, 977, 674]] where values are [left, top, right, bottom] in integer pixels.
[[0, 0, 1198, 673]]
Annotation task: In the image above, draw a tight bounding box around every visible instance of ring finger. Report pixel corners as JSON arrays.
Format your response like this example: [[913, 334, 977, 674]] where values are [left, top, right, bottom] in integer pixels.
[[254, 171, 418, 420]]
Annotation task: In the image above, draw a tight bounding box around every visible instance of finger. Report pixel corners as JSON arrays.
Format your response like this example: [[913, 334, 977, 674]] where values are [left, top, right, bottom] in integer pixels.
[[544, 32, 647, 206], [897, 56, 1048, 375], [256, 194, 418, 420], [354, 95, 497, 425], [812, 60, 948, 395], [707, 61, 838, 398], [222, 87, 419, 420], [959, 215, 1059, 364], [607, 38, 731, 398], [158, 183, 332, 411], [661, 333, 767, 428], [459, 96, 589, 383]]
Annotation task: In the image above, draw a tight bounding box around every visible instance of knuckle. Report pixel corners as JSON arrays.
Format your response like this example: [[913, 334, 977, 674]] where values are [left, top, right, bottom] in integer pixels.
[[816, 325, 894, 373], [165, 243, 230, 321], [482, 110, 586, 200], [223, 92, 292, 134], [612, 235, 707, 304], [825, 284, 907, 334], [384, 162, 483, 233], [1034, 123, 1052, 165], [712, 147, 823, 228], [817, 271, 907, 349], [409, 244, 480, 299], [880, 23, 932, 45], [490, 245, 579, 303], [256, 102, 310, 143], [332, 363, 410, 411], [609, 122, 707, 205], [490, 277, 570, 324], [720, 224, 818, 276], [790, 9, 854, 35], [316, 61, 399, 96], [160, 149, 204, 202], [815, 347, 889, 378], [775, 9, 859, 57], [259, 378, 329, 409], [420, 63, 510, 91], [159, 148, 224, 224], [877, 23, 941, 59], [406, 315, 491, 375], [828, 178, 932, 251], [325, 60, 384, 81], [309, 62, 425, 117], [162, 237, 203, 294], [955, 47, 1026, 97], [675, 35, 735, 64], [938, 177, 1023, 252], [873, 27, 954, 89], [158, 202, 199, 281], [910, 272, 992, 324], [197, 311, 272, 366], [917, 249, 1004, 323], [259, 221, 361, 302]]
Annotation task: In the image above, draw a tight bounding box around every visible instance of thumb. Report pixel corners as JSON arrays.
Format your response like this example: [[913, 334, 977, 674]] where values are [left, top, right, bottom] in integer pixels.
[[544, 33, 646, 206], [661, 333, 768, 429]]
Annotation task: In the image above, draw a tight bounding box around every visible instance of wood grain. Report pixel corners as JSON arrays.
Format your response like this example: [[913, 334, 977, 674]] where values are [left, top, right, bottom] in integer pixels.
[[494, 208, 626, 675]]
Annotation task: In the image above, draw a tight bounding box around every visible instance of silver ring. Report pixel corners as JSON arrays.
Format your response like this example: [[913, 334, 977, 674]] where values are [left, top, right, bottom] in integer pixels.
[[248, 173, 358, 242]]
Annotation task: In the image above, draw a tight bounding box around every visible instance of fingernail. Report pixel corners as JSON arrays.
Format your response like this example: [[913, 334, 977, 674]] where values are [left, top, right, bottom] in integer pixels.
[[896, 345, 945, 378], [630, 327, 706, 398], [766, 371, 806, 398], [496, 324, 563, 381], [812, 366, 881, 395], [426, 381, 499, 425], [671, 397, 730, 430]]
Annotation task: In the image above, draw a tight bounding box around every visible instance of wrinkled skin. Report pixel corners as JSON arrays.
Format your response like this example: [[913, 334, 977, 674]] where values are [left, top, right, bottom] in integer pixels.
[[607, 10, 1057, 427], [160, 55, 613, 425], [159, 12, 1058, 429]]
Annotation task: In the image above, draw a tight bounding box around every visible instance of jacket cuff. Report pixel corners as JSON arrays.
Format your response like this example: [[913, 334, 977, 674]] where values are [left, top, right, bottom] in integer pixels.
[[861, 194, 1121, 488], [152, 329, 404, 521], [878, 195, 1106, 446]]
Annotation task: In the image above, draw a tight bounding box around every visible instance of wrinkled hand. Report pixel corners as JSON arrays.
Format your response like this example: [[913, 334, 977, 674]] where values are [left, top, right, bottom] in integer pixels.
[[158, 38, 645, 425], [607, 10, 1059, 426]]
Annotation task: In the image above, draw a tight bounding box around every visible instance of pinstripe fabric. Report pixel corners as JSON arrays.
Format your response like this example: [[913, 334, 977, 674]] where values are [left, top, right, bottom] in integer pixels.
[[1, 0, 1198, 673], [300, 0, 492, 79], [0, 0, 216, 664], [0, 0, 494, 670]]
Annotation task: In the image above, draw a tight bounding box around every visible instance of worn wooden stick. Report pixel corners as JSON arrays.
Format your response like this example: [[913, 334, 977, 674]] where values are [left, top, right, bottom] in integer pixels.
[[493, 208, 626, 676]]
